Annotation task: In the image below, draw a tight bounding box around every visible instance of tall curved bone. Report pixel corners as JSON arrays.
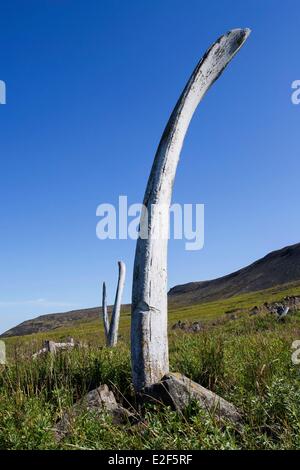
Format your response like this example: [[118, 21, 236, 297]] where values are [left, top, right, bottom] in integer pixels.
[[131, 28, 251, 391]]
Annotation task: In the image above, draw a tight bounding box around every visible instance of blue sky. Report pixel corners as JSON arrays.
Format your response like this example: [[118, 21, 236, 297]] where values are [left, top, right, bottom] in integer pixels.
[[0, 0, 300, 334]]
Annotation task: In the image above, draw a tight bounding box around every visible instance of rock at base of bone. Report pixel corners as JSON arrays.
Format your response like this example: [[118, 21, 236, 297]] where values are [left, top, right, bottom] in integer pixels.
[[55, 384, 135, 440], [142, 372, 242, 425]]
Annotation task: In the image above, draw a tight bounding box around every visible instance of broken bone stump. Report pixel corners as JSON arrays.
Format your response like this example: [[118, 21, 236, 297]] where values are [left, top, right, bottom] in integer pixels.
[[141, 372, 242, 425], [32, 338, 76, 358]]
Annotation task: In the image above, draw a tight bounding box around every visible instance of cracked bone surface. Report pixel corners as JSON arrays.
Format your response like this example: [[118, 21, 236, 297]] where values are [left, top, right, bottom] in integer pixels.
[[131, 29, 251, 392]]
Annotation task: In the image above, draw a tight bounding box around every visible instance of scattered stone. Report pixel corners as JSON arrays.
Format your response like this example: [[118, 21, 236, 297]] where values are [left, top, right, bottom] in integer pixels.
[[171, 320, 202, 333], [225, 308, 238, 315], [192, 321, 202, 332], [55, 384, 136, 440], [249, 296, 299, 318], [284, 295, 300, 309], [171, 320, 183, 330], [277, 306, 290, 321], [142, 372, 242, 425], [249, 306, 260, 316], [229, 313, 238, 320]]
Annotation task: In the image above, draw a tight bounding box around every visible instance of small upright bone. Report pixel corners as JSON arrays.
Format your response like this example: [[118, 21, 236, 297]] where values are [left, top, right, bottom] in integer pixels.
[[108, 261, 126, 347], [101, 261, 126, 347]]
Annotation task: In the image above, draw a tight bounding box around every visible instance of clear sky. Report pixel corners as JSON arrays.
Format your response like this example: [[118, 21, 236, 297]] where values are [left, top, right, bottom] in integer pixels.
[[0, 0, 300, 334]]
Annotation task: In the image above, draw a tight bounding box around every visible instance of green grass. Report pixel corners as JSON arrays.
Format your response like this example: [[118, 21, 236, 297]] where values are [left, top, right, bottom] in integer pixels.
[[1, 284, 300, 450]]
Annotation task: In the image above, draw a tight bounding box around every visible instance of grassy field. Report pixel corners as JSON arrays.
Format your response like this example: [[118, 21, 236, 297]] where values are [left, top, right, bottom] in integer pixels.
[[1, 284, 300, 450], [4, 280, 300, 352]]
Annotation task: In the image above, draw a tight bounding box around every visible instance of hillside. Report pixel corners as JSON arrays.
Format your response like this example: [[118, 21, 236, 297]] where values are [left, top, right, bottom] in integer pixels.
[[0, 305, 130, 339], [1, 307, 102, 338], [2, 243, 300, 339]]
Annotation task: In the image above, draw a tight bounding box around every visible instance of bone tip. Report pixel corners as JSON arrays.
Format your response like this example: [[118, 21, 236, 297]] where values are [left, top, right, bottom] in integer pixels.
[[243, 27, 251, 38], [224, 28, 251, 50], [231, 27, 251, 40]]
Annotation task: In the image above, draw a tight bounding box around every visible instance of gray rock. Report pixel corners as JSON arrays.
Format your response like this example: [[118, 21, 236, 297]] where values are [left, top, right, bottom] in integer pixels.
[[142, 372, 242, 425], [171, 320, 183, 330], [171, 320, 202, 333], [229, 314, 238, 320], [249, 296, 300, 318], [192, 322, 202, 332], [249, 306, 259, 316], [55, 384, 135, 439]]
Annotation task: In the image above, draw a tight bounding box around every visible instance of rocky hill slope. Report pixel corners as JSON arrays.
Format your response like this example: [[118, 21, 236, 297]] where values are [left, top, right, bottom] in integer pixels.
[[2, 243, 300, 338], [169, 243, 300, 305]]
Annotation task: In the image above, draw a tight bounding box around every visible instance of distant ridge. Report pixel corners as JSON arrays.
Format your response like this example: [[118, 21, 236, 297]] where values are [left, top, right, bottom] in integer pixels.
[[1, 307, 100, 338], [0, 304, 130, 338], [169, 243, 300, 305], [2, 243, 300, 338]]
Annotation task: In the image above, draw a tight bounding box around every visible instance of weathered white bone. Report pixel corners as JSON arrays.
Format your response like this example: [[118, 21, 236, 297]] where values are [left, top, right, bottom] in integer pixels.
[[108, 261, 126, 346], [102, 261, 126, 347], [32, 338, 75, 358], [131, 29, 251, 392], [102, 281, 110, 339]]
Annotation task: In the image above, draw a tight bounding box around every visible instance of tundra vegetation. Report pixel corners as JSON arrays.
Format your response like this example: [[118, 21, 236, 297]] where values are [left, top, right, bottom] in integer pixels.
[[1, 284, 300, 450]]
